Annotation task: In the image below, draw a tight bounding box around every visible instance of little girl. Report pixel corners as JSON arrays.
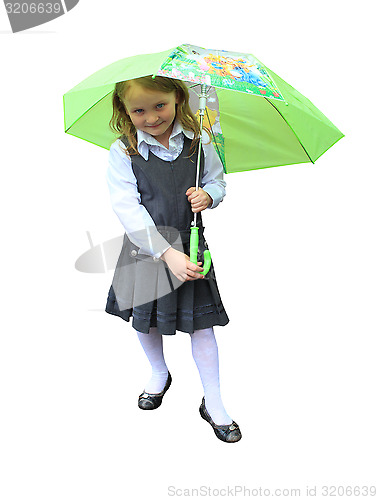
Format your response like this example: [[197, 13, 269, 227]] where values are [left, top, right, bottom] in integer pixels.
[[105, 75, 241, 443]]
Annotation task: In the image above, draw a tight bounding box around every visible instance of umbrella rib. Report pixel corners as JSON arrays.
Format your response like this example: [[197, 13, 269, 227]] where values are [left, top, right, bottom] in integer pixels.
[[263, 98, 315, 164], [65, 91, 113, 133]]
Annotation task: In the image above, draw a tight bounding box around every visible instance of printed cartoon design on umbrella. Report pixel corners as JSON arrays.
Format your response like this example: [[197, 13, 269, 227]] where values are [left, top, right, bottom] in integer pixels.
[[157, 45, 283, 98]]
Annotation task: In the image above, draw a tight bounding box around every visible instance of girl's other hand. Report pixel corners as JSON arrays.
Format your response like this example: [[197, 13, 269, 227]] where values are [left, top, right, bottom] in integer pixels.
[[186, 187, 213, 212], [161, 247, 204, 282]]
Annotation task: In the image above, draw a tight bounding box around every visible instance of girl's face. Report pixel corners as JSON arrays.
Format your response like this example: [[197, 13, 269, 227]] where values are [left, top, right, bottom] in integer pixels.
[[123, 83, 179, 146]]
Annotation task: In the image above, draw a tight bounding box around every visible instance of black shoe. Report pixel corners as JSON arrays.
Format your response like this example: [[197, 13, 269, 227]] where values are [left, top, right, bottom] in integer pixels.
[[199, 397, 242, 443], [138, 372, 172, 410]]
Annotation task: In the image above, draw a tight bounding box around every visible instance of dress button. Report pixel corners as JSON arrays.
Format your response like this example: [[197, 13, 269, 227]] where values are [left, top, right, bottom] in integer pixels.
[[153, 256, 159, 262], [130, 250, 137, 257]]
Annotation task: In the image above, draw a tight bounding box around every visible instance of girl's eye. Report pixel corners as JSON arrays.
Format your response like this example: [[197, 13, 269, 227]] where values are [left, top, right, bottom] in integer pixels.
[[133, 109, 144, 114], [156, 103, 165, 109]]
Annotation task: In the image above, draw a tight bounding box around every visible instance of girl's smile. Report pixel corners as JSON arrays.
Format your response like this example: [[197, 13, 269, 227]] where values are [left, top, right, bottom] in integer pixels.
[[123, 83, 179, 147]]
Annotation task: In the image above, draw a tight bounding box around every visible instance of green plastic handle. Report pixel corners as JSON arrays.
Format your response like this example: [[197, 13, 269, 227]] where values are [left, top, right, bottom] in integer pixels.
[[190, 227, 211, 276]]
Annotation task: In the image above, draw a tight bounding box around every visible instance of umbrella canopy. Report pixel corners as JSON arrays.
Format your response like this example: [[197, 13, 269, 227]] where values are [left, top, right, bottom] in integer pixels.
[[63, 43, 343, 173]]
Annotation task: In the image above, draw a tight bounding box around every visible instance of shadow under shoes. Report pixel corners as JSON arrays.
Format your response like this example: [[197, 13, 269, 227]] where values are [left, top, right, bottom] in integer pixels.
[[138, 372, 172, 410], [199, 397, 242, 443]]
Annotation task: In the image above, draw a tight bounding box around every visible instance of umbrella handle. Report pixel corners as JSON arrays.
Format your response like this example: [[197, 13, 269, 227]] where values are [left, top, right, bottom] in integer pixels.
[[190, 226, 211, 276]]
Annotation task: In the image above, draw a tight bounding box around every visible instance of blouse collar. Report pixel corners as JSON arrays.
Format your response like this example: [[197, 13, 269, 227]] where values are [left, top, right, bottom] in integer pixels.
[[136, 120, 194, 160]]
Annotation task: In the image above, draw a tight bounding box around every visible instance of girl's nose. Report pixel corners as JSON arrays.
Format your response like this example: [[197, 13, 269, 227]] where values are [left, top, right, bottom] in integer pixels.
[[146, 113, 159, 124]]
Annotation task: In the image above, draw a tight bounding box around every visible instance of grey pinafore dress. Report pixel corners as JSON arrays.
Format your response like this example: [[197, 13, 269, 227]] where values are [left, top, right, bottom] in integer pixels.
[[105, 135, 229, 335]]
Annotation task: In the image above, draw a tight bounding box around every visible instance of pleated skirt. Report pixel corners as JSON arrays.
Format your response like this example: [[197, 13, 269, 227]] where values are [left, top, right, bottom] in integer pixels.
[[105, 228, 229, 335]]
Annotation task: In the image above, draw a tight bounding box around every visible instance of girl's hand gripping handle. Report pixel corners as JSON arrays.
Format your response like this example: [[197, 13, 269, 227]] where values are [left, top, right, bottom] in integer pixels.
[[190, 227, 211, 276]]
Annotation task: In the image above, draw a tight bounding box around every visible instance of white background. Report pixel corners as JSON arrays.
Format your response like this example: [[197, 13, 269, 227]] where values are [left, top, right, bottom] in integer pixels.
[[1, 1, 377, 498]]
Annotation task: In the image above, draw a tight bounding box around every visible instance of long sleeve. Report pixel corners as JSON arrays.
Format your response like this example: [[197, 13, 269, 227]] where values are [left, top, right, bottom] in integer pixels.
[[106, 140, 171, 258], [201, 139, 226, 209]]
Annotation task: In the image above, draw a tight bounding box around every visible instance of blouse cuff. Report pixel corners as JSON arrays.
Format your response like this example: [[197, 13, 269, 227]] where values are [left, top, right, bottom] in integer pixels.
[[203, 185, 223, 209], [127, 227, 171, 258]]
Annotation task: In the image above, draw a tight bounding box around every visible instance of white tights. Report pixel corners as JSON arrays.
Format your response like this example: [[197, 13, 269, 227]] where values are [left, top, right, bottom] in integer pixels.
[[136, 327, 232, 425]]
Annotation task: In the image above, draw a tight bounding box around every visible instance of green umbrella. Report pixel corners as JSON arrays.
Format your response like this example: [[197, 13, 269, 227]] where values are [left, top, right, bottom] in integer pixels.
[[63, 43, 344, 274]]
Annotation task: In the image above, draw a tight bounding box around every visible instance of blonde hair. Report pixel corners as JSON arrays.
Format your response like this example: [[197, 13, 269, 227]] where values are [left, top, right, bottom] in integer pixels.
[[109, 75, 205, 155]]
